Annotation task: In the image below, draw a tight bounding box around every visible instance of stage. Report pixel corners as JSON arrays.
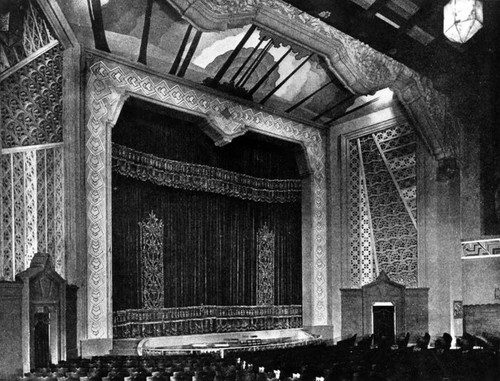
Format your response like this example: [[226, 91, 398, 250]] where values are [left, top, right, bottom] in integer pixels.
[[112, 329, 321, 356]]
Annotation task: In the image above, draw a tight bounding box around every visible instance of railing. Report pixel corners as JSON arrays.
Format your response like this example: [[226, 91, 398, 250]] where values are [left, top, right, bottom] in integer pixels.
[[113, 305, 302, 339]]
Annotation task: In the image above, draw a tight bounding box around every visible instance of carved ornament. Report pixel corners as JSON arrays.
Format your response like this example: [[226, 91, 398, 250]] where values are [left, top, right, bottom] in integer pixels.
[[166, 0, 459, 159]]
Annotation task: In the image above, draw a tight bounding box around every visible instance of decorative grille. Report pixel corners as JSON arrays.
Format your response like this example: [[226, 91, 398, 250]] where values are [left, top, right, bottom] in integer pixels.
[[257, 224, 275, 305], [139, 212, 165, 309], [348, 123, 418, 287]]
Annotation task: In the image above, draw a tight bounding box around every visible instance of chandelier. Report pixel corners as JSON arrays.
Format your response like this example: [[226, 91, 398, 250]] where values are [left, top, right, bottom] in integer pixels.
[[444, 0, 483, 43]]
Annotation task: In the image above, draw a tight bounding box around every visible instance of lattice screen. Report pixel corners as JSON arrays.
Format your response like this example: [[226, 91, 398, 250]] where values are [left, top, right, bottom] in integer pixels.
[[0, 1, 64, 280], [0, 1, 55, 73], [1, 145, 65, 279], [348, 122, 418, 287]]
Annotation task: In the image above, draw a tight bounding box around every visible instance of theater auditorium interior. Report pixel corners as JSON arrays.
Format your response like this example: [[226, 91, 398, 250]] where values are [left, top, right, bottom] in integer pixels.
[[0, 0, 499, 380]]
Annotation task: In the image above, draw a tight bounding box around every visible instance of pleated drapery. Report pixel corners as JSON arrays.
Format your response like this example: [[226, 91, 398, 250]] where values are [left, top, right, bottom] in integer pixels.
[[112, 102, 303, 313], [112, 174, 302, 311]]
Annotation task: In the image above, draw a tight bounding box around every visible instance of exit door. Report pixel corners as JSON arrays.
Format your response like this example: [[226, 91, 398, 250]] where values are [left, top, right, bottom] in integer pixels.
[[34, 312, 50, 368], [373, 305, 395, 345]]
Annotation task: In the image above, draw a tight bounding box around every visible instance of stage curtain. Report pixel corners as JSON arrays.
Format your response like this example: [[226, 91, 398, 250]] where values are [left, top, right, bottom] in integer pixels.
[[112, 173, 302, 311]]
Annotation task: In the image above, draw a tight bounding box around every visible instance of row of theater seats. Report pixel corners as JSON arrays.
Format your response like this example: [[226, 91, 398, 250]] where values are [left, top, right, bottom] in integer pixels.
[[20, 332, 500, 381]]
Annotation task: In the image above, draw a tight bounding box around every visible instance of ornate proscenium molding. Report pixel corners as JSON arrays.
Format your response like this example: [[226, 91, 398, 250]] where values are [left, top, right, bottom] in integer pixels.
[[85, 53, 328, 338], [165, 0, 459, 160]]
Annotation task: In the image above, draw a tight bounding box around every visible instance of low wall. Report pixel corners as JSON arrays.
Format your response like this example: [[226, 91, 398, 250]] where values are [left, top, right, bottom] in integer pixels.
[[0, 282, 23, 381], [463, 304, 500, 336], [113, 305, 302, 338]]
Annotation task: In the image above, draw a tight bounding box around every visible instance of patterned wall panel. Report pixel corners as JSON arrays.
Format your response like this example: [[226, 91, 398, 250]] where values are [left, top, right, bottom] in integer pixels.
[[0, 1, 55, 73], [85, 59, 327, 338], [23, 150, 37, 268], [1, 155, 14, 280], [348, 140, 362, 288], [359, 164, 376, 286], [12, 152, 26, 275], [37, 150, 48, 252], [462, 239, 500, 257], [348, 141, 377, 287], [0, 44, 63, 148], [374, 123, 417, 226], [139, 212, 165, 309], [45, 148, 55, 256], [348, 123, 418, 287], [0, 145, 64, 280], [53, 147, 64, 276], [256, 224, 275, 305], [360, 134, 417, 287], [0, 0, 64, 280]]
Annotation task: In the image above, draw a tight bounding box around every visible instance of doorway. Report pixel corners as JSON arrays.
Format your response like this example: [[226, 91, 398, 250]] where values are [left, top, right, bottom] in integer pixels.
[[373, 303, 395, 346], [34, 312, 50, 368]]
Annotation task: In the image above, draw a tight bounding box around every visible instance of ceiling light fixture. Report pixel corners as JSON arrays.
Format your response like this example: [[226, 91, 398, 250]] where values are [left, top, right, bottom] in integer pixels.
[[444, 0, 483, 43]]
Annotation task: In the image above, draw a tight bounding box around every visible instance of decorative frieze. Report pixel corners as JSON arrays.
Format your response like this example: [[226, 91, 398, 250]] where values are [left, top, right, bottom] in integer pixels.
[[462, 238, 500, 258]]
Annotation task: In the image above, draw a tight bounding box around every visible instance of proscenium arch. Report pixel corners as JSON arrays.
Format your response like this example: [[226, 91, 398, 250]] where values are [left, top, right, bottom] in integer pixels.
[[118, 95, 314, 177], [84, 54, 328, 342]]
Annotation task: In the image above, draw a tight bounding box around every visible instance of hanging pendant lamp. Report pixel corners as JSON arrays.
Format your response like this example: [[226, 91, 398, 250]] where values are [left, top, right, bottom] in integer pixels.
[[444, 0, 483, 43]]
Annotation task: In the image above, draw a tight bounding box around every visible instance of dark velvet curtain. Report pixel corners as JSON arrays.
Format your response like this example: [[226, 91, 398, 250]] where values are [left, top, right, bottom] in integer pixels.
[[112, 174, 302, 310], [112, 101, 301, 180], [112, 101, 303, 312]]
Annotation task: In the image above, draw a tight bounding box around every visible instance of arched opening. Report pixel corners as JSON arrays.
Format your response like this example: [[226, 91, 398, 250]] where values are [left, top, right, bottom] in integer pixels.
[[83, 61, 328, 351], [110, 97, 308, 338]]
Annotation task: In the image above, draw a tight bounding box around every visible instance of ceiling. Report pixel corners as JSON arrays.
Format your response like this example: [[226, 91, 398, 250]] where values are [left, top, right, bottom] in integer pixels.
[[54, 0, 382, 125], [3, 0, 496, 130], [282, 0, 499, 125]]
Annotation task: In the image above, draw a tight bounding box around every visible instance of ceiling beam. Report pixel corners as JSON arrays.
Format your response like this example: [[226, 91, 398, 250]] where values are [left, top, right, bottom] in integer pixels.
[[230, 35, 264, 84], [285, 79, 334, 114], [87, 0, 110, 52], [176, 29, 202, 77], [238, 40, 272, 87], [169, 24, 192, 75], [137, 0, 154, 65], [209, 25, 257, 87], [311, 94, 356, 122], [259, 54, 312, 105], [248, 47, 292, 95], [363, 0, 390, 18], [325, 97, 380, 125]]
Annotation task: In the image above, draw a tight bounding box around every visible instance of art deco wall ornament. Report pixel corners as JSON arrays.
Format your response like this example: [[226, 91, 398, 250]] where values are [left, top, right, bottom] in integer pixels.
[[444, 0, 483, 43], [256, 224, 276, 305], [139, 212, 165, 309]]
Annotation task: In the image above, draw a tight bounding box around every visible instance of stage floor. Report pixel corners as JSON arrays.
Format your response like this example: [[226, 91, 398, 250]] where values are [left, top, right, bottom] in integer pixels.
[[113, 329, 321, 356]]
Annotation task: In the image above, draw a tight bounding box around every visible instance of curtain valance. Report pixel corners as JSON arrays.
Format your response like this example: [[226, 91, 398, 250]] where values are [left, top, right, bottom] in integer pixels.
[[112, 144, 301, 203]]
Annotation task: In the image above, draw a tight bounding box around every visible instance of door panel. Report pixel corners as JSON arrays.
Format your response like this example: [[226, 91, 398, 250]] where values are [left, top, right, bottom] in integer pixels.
[[373, 306, 395, 345]]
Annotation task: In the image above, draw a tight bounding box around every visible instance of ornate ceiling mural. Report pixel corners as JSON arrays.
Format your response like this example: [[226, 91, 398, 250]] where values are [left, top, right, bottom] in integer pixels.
[[56, 0, 461, 161], [56, 0, 351, 122]]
